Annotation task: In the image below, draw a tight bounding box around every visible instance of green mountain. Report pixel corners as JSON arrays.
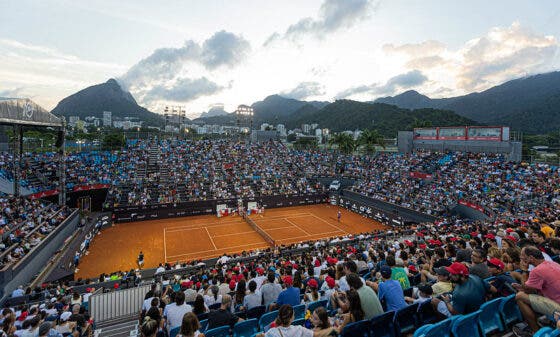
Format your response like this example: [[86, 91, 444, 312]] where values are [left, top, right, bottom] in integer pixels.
[[375, 71, 560, 133], [289, 100, 478, 137], [51, 79, 164, 126]]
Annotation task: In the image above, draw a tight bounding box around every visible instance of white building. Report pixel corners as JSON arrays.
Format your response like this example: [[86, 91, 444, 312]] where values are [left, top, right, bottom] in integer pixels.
[[277, 124, 286, 136], [260, 123, 270, 131], [302, 124, 311, 134], [103, 111, 112, 127], [69, 116, 80, 127]]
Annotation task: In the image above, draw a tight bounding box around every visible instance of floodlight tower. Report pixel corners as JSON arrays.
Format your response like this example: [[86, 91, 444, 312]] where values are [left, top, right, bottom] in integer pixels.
[[235, 105, 254, 141]]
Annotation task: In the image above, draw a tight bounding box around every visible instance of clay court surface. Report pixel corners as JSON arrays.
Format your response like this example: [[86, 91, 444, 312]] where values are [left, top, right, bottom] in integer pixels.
[[76, 204, 386, 279]]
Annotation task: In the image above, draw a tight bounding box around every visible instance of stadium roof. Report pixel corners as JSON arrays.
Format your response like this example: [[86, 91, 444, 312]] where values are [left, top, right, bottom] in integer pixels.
[[0, 98, 62, 127]]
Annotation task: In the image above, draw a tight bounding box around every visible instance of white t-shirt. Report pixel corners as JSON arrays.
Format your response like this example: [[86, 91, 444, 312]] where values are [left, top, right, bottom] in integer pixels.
[[166, 304, 192, 332], [265, 325, 314, 337]]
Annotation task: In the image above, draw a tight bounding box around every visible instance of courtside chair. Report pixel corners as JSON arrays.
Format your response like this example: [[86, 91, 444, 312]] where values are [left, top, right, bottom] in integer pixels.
[[246, 305, 266, 320], [233, 319, 259, 337], [451, 310, 482, 337], [369, 311, 396, 337], [259, 310, 278, 331], [293, 304, 306, 319], [307, 299, 328, 313], [340, 319, 370, 337], [169, 327, 180, 337], [394, 303, 419, 336], [204, 326, 230, 337], [479, 297, 505, 335], [499, 294, 523, 327]]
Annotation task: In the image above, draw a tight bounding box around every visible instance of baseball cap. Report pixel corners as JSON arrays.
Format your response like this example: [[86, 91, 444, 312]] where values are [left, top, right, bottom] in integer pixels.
[[434, 266, 450, 276], [418, 284, 433, 296], [307, 279, 318, 289], [283, 276, 293, 285], [483, 233, 495, 240], [325, 276, 335, 289], [39, 322, 52, 336], [487, 258, 505, 270], [445, 262, 469, 276], [380, 265, 392, 279], [60, 311, 72, 322]]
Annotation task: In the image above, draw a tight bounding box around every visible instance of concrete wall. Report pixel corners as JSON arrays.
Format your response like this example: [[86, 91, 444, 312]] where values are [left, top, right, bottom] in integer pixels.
[[450, 204, 491, 221], [0, 210, 80, 301]]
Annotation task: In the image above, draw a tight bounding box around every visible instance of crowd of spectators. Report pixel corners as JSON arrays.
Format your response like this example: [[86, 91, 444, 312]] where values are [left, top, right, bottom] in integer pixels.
[[0, 193, 70, 270]]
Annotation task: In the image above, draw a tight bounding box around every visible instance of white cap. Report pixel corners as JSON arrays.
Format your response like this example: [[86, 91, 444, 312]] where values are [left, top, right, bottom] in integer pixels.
[[60, 312, 72, 321]]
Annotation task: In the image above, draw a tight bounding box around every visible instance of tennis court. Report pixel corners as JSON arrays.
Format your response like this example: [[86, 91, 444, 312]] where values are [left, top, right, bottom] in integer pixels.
[[75, 204, 386, 279]]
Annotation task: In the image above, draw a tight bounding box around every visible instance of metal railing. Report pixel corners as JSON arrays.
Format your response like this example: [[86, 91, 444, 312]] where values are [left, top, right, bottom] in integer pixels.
[[90, 284, 151, 323]]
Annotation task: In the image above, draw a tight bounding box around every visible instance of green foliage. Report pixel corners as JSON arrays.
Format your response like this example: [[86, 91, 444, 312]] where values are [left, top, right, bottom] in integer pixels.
[[103, 132, 125, 149], [358, 129, 385, 154], [293, 136, 318, 149], [286, 133, 297, 142], [329, 133, 356, 154]]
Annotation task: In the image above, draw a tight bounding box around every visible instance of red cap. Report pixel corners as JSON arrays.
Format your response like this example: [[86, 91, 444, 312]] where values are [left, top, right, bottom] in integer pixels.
[[325, 276, 335, 289], [450, 237, 458, 242], [113, 283, 119, 289], [445, 262, 469, 276], [314, 259, 321, 267], [307, 279, 318, 289], [404, 240, 413, 247], [484, 233, 495, 240], [419, 244, 427, 250], [256, 267, 264, 275], [506, 228, 514, 233], [195, 282, 201, 289], [487, 258, 505, 270], [504, 235, 517, 242], [283, 276, 293, 285], [229, 280, 236, 290], [408, 265, 417, 273]]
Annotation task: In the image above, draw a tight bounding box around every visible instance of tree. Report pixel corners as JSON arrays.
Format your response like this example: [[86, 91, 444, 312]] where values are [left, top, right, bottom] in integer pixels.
[[329, 133, 356, 154], [358, 129, 385, 154], [103, 132, 125, 149]]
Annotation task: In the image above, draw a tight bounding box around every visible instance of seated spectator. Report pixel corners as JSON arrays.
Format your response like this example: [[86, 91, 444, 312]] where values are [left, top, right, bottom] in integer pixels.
[[469, 249, 491, 279], [514, 246, 560, 335], [486, 258, 516, 297], [203, 286, 221, 308], [263, 304, 314, 337], [165, 291, 192, 334], [431, 267, 453, 296], [345, 273, 383, 320], [207, 295, 243, 330], [242, 280, 262, 311], [141, 317, 159, 337], [376, 266, 408, 312], [304, 279, 320, 303], [274, 276, 300, 308], [176, 312, 205, 337], [261, 271, 282, 310], [310, 307, 337, 337], [439, 262, 490, 315], [334, 289, 364, 333], [192, 295, 208, 317]]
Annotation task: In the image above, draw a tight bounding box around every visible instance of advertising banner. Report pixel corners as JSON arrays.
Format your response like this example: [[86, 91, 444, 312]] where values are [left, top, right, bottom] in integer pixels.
[[438, 127, 467, 140], [467, 127, 502, 141], [413, 128, 438, 140]]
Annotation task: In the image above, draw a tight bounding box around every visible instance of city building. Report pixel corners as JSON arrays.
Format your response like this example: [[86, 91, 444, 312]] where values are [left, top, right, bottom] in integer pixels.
[[103, 111, 112, 127]]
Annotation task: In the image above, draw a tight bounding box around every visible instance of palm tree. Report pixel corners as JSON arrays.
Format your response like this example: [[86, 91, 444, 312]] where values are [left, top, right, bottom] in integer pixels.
[[329, 132, 356, 154], [358, 129, 385, 154]]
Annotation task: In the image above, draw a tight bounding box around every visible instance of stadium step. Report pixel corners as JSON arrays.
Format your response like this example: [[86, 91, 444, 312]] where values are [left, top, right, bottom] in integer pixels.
[[96, 317, 138, 337]]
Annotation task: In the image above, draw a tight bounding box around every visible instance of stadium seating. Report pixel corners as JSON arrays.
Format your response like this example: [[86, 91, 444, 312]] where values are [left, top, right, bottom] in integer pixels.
[[293, 303, 306, 319], [479, 297, 505, 335], [340, 319, 370, 337], [499, 294, 523, 327], [205, 326, 230, 337], [233, 319, 259, 337], [393, 303, 419, 336], [370, 311, 396, 337], [450, 310, 482, 337], [259, 310, 278, 331], [307, 300, 328, 313]]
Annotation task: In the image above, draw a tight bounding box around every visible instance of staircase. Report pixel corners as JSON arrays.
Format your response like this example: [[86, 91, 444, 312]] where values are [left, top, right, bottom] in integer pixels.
[[95, 316, 138, 337]]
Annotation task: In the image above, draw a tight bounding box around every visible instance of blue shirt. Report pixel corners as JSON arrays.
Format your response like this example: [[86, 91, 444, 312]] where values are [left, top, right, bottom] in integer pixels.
[[378, 279, 408, 312], [276, 286, 300, 306]]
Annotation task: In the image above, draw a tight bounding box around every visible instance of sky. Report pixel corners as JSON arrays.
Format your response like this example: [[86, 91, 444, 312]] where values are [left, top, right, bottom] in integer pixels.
[[1, 0, 559, 118]]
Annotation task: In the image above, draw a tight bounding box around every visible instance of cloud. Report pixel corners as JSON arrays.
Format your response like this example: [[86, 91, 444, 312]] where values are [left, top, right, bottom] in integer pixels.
[[143, 77, 224, 102], [0, 87, 26, 98], [383, 40, 445, 56], [201, 30, 251, 70], [336, 70, 428, 99], [281, 82, 325, 100], [382, 22, 559, 94], [118, 30, 250, 106], [457, 22, 558, 91], [265, 0, 375, 45]]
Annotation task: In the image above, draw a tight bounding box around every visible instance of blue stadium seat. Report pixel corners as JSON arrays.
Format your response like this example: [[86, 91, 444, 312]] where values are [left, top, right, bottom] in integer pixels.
[[341, 319, 370, 337], [534, 327, 554, 337], [451, 310, 482, 337], [199, 319, 208, 333], [169, 327, 180, 337], [417, 299, 438, 325], [205, 326, 230, 337], [403, 287, 414, 298], [369, 311, 396, 337], [479, 297, 505, 335], [292, 318, 306, 326], [394, 303, 419, 336], [499, 294, 522, 327], [259, 310, 278, 331], [413, 316, 456, 337], [246, 305, 266, 320], [233, 318, 259, 337], [307, 299, 328, 313], [293, 304, 306, 319]]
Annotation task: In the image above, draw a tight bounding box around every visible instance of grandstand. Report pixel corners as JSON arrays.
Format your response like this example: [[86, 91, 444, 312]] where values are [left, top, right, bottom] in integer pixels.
[[0, 134, 558, 336]]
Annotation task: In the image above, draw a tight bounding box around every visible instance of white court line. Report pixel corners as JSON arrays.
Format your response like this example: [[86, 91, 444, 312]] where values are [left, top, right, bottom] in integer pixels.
[[164, 242, 269, 263], [166, 241, 267, 259], [274, 230, 343, 244], [205, 227, 218, 250], [213, 231, 257, 238], [285, 218, 311, 235], [166, 227, 207, 234], [260, 225, 295, 231], [253, 213, 312, 221], [310, 214, 350, 235], [165, 220, 243, 231], [163, 228, 167, 263]]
